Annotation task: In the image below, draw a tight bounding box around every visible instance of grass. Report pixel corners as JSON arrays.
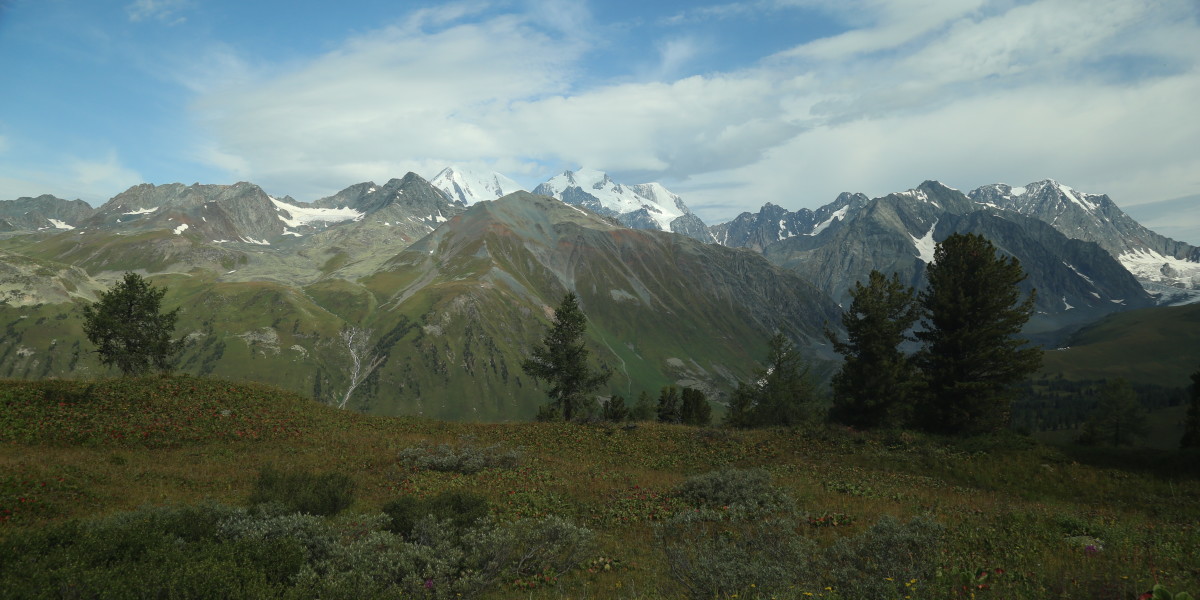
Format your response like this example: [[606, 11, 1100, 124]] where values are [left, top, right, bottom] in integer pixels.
[[1, 376, 1198, 599]]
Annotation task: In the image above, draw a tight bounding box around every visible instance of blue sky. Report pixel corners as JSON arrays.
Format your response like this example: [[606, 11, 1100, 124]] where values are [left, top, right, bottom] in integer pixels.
[[2, 0, 1199, 230]]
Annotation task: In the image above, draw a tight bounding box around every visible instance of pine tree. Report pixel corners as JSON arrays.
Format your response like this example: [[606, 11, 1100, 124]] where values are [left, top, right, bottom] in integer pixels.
[[827, 270, 920, 429], [914, 233, 1042, 435], [522, 292, 609, 421], [82, 272, 180, 376], [601, 395, 630, 422], [1079, 379, 1148, 446], [631, 390, 656, 421], [656, 386, 682, 424], [680, 387, 712, 426], [724, 332, 819, 428], [1181, 365, 1200, 449]]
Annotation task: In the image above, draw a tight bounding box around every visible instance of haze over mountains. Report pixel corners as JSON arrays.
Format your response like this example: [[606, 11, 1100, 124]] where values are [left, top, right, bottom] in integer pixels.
[[1, 166, 1198, 420]]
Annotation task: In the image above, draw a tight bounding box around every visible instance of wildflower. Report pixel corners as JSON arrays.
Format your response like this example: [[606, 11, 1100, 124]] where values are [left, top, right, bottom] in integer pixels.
[[424, 578, 434, 589]]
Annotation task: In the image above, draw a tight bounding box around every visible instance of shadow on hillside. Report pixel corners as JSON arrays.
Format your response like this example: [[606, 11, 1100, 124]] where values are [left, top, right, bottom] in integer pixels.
[[1056, 444, 1200, 481]]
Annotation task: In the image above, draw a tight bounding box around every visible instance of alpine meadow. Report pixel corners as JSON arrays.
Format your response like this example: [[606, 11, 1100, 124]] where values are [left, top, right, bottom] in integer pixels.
[[3, 1, 1200, 598]]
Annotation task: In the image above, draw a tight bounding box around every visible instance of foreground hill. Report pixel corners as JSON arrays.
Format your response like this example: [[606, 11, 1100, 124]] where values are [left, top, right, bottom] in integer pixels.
[[1, 377, 1196, 599]]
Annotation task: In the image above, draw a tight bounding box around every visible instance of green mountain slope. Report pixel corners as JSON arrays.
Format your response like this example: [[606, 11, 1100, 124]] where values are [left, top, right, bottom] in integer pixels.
[[1040, 303, 1200, 385], [0, 192, 841, 421]]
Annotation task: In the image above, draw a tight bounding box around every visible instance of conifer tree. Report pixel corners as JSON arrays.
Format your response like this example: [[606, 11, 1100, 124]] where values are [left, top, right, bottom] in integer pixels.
[[522, 292, 609, 421], [724, 333, 819, 427], [1181, 365, 1200, 449], [601, 395, 630, 422], [656, 386, 682, 424], [1079, 379, 1147, 446], [82, 272, 180, 376], [827, 270, 920, 429], [914, 233, 1042, 435], [680, 387, 712, 426]]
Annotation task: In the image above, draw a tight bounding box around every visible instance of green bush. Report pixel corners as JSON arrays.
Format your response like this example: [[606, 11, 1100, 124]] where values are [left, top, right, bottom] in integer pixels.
[[0, 502, 594, 600], [248, 466, 356, 516], [657, 507, 816, 599], [398, 437, 521, 474], [819, 514, 944, 598], [383, 490, 491, 537], [675, 467, 790, 511]]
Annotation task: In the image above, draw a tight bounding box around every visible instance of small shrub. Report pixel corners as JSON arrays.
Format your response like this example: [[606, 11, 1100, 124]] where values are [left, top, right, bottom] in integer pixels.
[[383, 490, 491, 537], [675, 467, 790, 511], [248, 466, 355, 516], [656, 507, 816, 600], [398, 437, 521, 474], [819, 514, 944, 598]]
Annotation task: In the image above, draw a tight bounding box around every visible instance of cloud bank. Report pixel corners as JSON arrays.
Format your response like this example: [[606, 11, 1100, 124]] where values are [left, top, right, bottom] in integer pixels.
[[190, 0, 1200, 222]]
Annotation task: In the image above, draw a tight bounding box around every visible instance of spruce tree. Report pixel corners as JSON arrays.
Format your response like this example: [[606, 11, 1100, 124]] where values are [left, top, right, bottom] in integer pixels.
[[82, 272, 180, 376], [914, 233, 1042, 435], [656, 386, 682, 424], [724, 332, 819, 427], [680, 387, 712, 426], [522, 292, 609, 421], [1079, 379, 1147, 446], [827, 270, 920, 429], [1181, 365, 1200, 449]]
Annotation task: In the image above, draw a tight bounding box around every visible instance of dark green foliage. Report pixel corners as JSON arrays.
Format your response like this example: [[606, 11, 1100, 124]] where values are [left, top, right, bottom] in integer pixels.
[[675, 468, 790, 511], [657, 508, 817, 600], [656, 386, 682, 424], [725, 332, 820, 428], [914, 233, 1042, 435], [0, 502, 593, 600], [631, 390, 655, 421], [679, 388, 712, 426], [819, 514, 945, 598], [1078, 379, 1148, 446], [827, 270, 920, 429], [1182, 365, 1200, 449], [81, 271, 180, 376], [600, 395, 630, 422], [522, 293, 610, 421], [248, 466, 356, 516], [398, 438, 521, 473], [657, 504, 943, 600], [383, 490, 490, 537]]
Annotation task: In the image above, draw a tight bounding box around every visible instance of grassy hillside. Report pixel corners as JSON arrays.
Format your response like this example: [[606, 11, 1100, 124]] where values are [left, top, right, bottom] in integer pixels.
[[1041, 303, 1200, 386], [2, 377, 1197, 599]]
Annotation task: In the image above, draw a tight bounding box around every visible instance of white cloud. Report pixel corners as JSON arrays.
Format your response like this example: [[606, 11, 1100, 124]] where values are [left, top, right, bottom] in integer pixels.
[[126, 0, 189, 24], [190, 0, 1200, 218], [0, 149, 142, 204]]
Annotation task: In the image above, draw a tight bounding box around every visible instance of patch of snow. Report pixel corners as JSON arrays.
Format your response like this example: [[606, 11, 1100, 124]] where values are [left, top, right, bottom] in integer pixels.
[[1063, 262, 1094, 285], [1011, 186, 1027, 196], [911, 219, 938, 263], [429, 166, 523, 205], [1118, 248, 1200, 287], [48, 219, 74, 230], [1063, 296, 1074, 310], [1058, 183, 1098, 211], [538, 169, 684, 231], [270, 198, 363, 228], [173, 223, 189, 235], [1090, 292, 1100, 298], [809, 205, 849, 236], [1110, 299, 1124, 304], [123, 206, 159, 215], [241, 237, 271, 246], [282, 230, 303, 237], [367, 187, 377, 193]]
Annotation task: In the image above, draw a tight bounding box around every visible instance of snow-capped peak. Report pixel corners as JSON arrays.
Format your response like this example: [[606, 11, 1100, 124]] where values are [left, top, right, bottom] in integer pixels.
[[429, 166, 524, 205], [532, 168, 687, 231]]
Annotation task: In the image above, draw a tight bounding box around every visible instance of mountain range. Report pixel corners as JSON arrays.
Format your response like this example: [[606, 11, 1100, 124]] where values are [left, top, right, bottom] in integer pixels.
[[1, 167, 1197, 420]]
